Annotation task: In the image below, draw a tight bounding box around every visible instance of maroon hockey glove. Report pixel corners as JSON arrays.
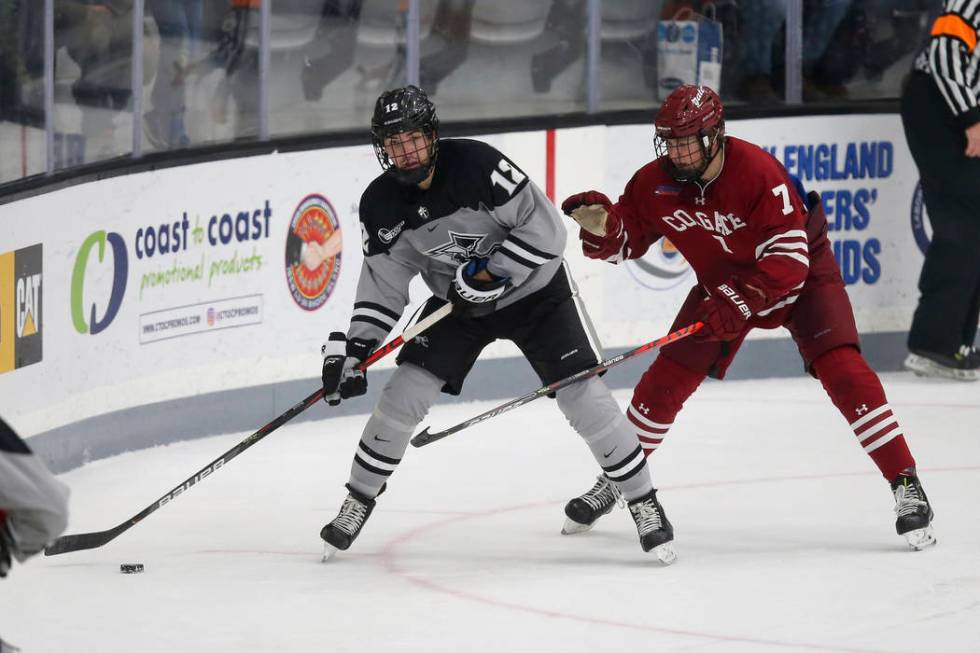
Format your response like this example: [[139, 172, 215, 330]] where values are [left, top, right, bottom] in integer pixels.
[[578, 211, 624, 260], [697, 278, 767, 341], [561, 191, 612, 217], [562, 191, 613, 237], [562, 191, 625, 259]]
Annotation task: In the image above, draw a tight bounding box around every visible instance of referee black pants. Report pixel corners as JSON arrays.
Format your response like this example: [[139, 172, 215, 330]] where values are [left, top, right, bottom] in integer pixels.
[[900, 72, 980, 355]]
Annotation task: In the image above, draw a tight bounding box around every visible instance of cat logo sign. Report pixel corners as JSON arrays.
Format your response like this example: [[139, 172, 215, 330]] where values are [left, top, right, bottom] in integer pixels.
[[1, 244, 43, 375]]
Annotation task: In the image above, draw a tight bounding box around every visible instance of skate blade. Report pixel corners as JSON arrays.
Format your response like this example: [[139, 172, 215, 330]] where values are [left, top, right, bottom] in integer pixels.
[[561, 518, 595, 535], [652, 542, 677, 565], [321, 542, 340, 562], [904, 525, 937, 551], [904, 355, 978, 382]]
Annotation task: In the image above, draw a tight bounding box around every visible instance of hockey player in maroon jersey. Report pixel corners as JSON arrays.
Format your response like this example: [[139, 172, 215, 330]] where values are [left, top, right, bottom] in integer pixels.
[[559, 84, 936, 551]]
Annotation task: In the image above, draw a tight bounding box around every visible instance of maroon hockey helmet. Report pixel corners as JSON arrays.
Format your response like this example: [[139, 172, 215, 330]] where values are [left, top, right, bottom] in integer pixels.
[[654, 84, 725, 182]]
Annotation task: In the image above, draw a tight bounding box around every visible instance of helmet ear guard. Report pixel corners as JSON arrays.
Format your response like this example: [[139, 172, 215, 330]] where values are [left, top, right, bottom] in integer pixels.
[[371, 85, 440, 185]]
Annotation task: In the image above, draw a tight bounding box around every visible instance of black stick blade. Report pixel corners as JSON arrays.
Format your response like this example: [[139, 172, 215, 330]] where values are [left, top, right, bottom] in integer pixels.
[[44, 528, 122, 556], [410, 426, 442, 448]]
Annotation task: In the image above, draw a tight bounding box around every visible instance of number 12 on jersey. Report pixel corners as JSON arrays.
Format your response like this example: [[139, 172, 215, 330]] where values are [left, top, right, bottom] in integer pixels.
[[490, 159, 526, 196]]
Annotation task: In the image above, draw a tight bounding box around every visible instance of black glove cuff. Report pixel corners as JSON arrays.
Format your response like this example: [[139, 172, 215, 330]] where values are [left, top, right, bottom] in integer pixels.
[[346, 337, 378, 362]]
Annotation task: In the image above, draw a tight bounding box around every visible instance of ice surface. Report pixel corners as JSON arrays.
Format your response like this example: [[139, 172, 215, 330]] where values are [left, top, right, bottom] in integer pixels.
[[2, 373, 978, 652]]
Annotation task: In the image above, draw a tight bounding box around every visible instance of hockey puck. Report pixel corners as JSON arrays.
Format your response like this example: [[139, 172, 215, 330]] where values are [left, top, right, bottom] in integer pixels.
[[119, 563, 144, 574]]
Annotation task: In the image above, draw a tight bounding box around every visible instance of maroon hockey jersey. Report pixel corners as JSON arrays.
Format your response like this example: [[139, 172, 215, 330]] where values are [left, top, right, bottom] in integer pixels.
[[586, 136, 820, 329]]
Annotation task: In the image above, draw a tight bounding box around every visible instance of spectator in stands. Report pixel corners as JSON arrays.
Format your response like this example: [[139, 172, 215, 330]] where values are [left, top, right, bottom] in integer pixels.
[[530, 0, 586, 94], [206, 0, 259, 138], [2, 1, 134, 162], [857, 0, 939, 82], [419, 0, 475, 96], [146, 0, 204, 149], [300, 0, 364, 102], [0, 3, 30, 125], [530, 0, 665, 95], [736, 0, 853, 104], [54, 1, 135, 159], [54, 0, 134, 113]]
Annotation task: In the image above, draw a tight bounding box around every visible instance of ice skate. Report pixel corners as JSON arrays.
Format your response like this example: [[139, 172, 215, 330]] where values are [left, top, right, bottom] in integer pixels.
[[628, 488, 676, 564], [321, 485, 377, 562], [891, 468, 936, 551], [904, 346, 979, 382], [562, 475, 622, 534]]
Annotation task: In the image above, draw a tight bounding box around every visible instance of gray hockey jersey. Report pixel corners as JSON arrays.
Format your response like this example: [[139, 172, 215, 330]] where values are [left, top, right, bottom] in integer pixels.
[[348, 138, 566, 343], [1, 418, 69, 561]]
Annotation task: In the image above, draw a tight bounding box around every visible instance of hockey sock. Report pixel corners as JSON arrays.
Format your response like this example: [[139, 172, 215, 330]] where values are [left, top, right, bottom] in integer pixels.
[[810, 346, 916, 481], [628, 355, 705, 457], [555, 376, 652, 501], [347, 364, 443, 498]]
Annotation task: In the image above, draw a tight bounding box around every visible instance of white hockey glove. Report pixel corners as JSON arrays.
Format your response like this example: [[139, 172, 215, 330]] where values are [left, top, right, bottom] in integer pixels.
[[321, 332, 376, 405]]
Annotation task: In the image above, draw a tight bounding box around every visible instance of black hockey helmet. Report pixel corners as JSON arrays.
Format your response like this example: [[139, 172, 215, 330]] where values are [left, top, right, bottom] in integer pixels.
[[371, 85, 440, 185]]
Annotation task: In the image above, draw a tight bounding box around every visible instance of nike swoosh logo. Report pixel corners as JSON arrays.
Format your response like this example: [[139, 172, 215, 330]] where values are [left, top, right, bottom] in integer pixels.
[[373, 435, 391, 443], [426, 224, 438, 232], [603, 447, 617, 458]]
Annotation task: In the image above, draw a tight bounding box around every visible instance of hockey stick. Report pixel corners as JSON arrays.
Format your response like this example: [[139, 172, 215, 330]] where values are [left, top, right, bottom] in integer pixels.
[[410, 321, 703, 448], [44, 302, 452, 556]]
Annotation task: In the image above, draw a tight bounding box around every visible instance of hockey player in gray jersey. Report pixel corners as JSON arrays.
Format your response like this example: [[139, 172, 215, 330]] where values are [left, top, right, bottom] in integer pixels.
[[319, 85, 675, 563], [1, 417, 69, 579]]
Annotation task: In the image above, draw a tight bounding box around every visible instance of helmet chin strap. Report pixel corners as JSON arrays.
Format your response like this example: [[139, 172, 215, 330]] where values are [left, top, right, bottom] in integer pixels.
[[388, 162, 434, 185]]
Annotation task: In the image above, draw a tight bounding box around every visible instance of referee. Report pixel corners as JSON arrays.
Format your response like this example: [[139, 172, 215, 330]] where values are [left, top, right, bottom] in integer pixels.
[[901, 0, 980, 381]]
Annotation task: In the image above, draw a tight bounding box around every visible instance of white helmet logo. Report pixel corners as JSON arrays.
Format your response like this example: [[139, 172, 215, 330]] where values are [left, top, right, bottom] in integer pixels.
[[692, 87, 705, 107]]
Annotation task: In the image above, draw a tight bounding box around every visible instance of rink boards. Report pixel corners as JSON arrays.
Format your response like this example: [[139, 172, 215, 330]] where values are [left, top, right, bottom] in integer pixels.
[[0, 113, 931, 467]]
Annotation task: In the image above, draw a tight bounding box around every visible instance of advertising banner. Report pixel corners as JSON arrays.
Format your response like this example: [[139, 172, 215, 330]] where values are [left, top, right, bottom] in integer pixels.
[[0, 116, 926, 438], [1, 147, 376, 433], [0, 243, 43, 374]]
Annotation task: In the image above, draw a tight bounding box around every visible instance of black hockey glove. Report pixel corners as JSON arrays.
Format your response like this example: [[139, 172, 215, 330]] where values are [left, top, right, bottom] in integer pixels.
[[321, 332, 378, 406], [448, 257, 509, 318]]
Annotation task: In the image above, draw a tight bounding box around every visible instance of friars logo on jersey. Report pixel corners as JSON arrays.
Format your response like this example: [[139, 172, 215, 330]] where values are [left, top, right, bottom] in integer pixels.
[[285, 194, 342, 311], [1, 244, 43, 375], [909, 181, 931, 256], [625, 238, 694, 291], [425, 231, 499, 265]]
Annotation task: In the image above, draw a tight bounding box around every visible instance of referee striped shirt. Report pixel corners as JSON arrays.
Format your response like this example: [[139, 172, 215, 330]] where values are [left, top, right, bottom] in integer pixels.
[[914, 0, 980, 128]]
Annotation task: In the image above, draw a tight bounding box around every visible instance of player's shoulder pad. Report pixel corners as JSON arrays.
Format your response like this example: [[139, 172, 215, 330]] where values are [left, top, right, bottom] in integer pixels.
[[440, 138, 530, 209], [359, 176, 412, 256]]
